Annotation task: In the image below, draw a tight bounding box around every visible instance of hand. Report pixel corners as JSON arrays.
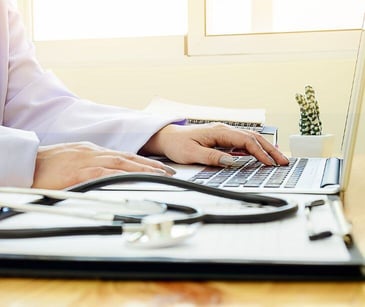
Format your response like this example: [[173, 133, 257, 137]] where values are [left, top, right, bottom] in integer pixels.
[[141, 123, 289, 167], [32, 142, 176, 189]]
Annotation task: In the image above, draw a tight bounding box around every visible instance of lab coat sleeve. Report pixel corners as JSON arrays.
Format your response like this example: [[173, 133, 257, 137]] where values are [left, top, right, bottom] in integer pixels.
[[0, 126, 39, 187], [4, 3, 183, 154]]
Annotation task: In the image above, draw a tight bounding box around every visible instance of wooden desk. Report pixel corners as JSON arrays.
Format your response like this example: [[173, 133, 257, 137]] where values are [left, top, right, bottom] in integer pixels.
[[0, 156, 364, 306]]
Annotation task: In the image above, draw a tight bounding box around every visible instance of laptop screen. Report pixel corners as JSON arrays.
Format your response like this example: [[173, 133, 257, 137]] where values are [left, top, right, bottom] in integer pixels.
[[340, 22, 365, 191]]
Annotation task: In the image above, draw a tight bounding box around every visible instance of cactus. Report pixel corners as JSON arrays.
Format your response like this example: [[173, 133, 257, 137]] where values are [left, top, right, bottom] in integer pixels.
[[295, 85, 322, 135]]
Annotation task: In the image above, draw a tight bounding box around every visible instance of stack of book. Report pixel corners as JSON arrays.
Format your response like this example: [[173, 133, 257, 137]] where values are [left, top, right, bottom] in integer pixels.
[[145, 96, 278, 149]]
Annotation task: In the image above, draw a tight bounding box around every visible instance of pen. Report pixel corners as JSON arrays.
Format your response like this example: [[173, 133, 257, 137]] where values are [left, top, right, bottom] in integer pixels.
[[305, 198, 353, 246], [330, 197, 353, 247], [305, 200, 333, 241]]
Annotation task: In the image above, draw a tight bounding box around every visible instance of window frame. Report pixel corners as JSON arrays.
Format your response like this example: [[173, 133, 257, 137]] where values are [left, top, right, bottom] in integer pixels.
[[187, 0, 361, 56], [16, 0, 362, 66]]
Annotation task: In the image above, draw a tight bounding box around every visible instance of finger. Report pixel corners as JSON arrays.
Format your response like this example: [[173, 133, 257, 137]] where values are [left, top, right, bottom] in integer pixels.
[[259, 141, 289, 166], [205, 127, 288, 166], [192, 143, 275, 167], [77, 149, 177, 175], [69, 168, 127, 188], [89, 155, 172, 175], [243, 133, 289, 165], [118, 153, 177, 175]]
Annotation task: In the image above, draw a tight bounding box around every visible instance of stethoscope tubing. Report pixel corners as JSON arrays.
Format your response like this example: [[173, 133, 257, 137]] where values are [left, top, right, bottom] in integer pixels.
[[0, 225, 123, 239], [0, 173, 299, 239], [72, 173, 299, 224], [67, 173, 288, 206]]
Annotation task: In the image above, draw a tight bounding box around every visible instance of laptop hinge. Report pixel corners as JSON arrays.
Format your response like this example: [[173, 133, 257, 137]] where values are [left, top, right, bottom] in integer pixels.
[[320, 158, 341, 187]]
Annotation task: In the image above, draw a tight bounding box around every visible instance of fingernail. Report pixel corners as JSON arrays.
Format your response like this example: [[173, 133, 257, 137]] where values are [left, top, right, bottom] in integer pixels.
[[162, 165, 177, 175], [153, 168, 167, 175], [219, 155, 234, 166], [268, 156, 278, 166]]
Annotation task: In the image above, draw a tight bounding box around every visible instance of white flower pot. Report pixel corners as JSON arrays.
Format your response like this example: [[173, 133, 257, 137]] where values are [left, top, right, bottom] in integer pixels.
[[289, 134, 334, 158]]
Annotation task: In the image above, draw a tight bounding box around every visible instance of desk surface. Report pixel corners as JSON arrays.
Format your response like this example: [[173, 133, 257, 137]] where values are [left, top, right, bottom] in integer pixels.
[[0, 156, 364, 306]]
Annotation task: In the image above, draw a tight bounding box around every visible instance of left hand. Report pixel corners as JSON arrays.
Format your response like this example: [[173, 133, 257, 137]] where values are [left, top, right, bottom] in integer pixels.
[[32, 142, 176, 189], [140, 123, 289, 167]]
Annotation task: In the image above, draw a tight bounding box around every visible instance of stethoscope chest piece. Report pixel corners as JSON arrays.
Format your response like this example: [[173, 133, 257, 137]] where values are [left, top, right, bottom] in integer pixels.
[[126, 215, 200, 248]]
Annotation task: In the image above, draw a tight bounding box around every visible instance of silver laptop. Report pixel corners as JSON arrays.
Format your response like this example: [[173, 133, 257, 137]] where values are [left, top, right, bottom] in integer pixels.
[[106, 26, 365, 195], [151, 26, 363, 195]]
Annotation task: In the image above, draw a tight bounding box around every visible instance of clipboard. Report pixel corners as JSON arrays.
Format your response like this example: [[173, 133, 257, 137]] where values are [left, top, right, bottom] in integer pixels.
[[0, 191, 363, 280]]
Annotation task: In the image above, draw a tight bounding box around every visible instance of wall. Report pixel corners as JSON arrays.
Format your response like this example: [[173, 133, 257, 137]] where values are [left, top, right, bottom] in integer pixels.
[[36, 41, 357, 154]]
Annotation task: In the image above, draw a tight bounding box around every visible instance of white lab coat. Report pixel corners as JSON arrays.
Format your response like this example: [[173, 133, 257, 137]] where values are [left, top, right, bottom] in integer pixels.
[[0, 1, 181, 187]]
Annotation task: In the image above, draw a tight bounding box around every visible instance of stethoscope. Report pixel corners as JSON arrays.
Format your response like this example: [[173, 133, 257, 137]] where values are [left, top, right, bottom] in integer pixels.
[[0, 173, 298, 247]]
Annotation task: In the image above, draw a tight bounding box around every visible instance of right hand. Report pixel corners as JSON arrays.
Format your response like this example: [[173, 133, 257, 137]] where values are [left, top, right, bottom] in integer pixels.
[[32, 142, 175, 189], [142, 123, 289, 167]]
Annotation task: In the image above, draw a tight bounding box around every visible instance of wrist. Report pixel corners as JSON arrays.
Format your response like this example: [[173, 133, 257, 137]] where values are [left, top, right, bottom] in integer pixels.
[[139, 124, 173, 156]]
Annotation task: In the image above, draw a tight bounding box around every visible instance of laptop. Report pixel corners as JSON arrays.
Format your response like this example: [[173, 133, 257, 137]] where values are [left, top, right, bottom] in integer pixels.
[[169, 28, 365, 195], [104, 26, 365, 195]]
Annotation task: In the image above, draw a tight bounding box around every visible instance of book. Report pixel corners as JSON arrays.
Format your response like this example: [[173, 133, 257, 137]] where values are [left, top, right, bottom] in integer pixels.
[[145, 97, 278, 147], [145, 96, 266, 132]]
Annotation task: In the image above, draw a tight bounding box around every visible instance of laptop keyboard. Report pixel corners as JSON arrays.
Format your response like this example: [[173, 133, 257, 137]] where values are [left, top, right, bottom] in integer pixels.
[[189, 156, 308, 189]]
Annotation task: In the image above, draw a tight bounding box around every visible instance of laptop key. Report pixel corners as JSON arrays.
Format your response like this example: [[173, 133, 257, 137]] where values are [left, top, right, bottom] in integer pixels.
[[244, 165, 276, 187], [190, 166, 223, 181], [264, 159, 297, 188], [223, 161, 260, 187], [223, 177, 247, 187], [284, 158, 308, 188], [190, 156, 254, 186]]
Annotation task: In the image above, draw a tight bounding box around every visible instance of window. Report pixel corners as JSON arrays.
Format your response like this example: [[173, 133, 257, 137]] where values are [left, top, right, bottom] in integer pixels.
[[15, 0, 365, 61], [206, 0, 365, 35], [31, 0, 188, 41], [15, 0, 188, 66], [188, 0, 365, 56]]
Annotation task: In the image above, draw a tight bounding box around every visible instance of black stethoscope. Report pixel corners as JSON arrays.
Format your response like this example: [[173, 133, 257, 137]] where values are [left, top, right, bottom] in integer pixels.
[[0, 173, 298, 247]]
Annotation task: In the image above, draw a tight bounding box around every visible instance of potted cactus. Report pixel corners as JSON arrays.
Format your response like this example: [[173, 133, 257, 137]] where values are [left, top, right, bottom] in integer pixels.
[[296, 85, 322, 135], [289, 85, 334, 157]]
